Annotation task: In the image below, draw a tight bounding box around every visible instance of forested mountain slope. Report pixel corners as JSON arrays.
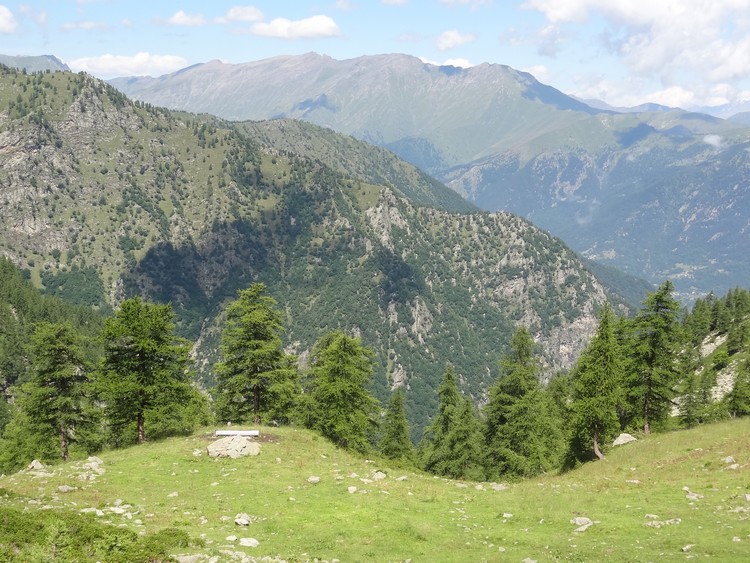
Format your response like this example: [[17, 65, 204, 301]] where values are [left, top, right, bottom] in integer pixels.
[[111, 53, 750, 299], [0, 66, 610, 430]]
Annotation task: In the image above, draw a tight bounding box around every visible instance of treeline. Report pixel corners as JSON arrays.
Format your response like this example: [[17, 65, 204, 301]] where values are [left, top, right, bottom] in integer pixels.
[[1, 255, 749, 481]]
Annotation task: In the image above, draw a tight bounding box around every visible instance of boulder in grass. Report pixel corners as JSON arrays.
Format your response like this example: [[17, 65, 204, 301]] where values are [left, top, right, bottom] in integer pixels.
[[613, 433, 637, 446], [207, 435, 261, 458]]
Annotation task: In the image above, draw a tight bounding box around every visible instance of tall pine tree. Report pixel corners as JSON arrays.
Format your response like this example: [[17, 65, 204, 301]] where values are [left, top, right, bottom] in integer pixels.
[[18, 322, 90, 461], [96, 298, 195, 445], [305, 331, 379, 453], [484, 327, 563, 478], [214, 283, 298, 424], [571, 305, 622, 460], [379, 387, 415, 463], [629, 281, 682, 434]]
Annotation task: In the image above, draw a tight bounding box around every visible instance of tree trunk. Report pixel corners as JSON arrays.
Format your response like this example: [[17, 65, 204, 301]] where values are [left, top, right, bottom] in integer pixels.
[[593, 429, 605, 460], [59, 424, 69, 461], [137, 411, 146, 443], [253, 386, 261, 424], [643, 395, 651, 435]]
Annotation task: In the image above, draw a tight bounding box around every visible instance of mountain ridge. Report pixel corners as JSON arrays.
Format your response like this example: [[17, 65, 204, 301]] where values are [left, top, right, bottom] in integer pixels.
[[109, 52, 750, 300]]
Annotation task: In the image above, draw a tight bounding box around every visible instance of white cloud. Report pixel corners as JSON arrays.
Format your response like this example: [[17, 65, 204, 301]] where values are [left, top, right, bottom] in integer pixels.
[[66, 52, 189, 78], [523, 64, 551, 83], [419, 56, 474, 68], [215, 6, 263, 24], [0, 5, 18, 33], [166, 10, 206, 27], [703, 134, 723, 148], [251, 15, 341, 39], [436, 30, 476, 51], [62, 20, 110, 31]]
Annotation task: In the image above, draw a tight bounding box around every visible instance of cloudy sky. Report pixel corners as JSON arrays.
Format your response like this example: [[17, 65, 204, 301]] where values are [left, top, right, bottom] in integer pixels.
[[2, 0, 750, 110]]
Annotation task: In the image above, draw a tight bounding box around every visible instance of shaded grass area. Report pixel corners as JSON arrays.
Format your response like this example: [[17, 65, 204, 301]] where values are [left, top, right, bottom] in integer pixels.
[[1, 419, 750, 561]]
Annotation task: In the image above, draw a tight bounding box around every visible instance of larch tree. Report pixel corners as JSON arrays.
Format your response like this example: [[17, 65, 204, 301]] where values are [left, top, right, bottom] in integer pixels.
[[214, 283, 298, 424], [96, 297, 192, 444], [629, 281, 682, 434], [484, 327, 564, 478], [306, 330, 379, 453], [379, 387, 415, 463], [19, 322, 89, 461], [421, 365, 462, 474], [571, 304, 622, 460]]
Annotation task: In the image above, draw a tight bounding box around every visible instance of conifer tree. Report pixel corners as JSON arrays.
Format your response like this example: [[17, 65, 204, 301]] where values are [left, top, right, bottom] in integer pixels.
[[727, 364, 750, 418], [379, 387, 414, 463], [214, 283, 298, 424], [571, 305, 622, 460], [305, 331, 379, 453], [96, 297, 193, 444], [19, 322, 89, 461], [422, 365, 462, 474], [484, 327, 563, 478], [629, 281, 682, 434]]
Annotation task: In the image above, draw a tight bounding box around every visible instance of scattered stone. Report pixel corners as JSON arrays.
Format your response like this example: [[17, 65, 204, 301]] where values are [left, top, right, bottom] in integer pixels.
[[685, 490, 704, 501], [307, 475, 320, 484], [360, 478, 373, 484], [727, 464, 740, 470], [207, 436, 261, 459], [234, 513, 252, 526], [349, 472, 359, 478], [503, 513, 513, 519], [239, 538, 259, 547], [613, 433, 637, 446], [226, 535, 237, 542], [745, 493, 750, 502], [109, 507, 126, 514], [491, 483, 508, 491], [348, 486, 358, 494], [571, 517, 592, 527], [192, 449, 202, 457], [626, 479, 641, 485], [724, 456, 736, 464], [395, 476, 408, 481], [475, 484, 485, 491], [168, 491, 179, 498], [175, 555, 202, 563], [522, 558, 537, 563], [455, 483, 468, 488], [571, 516, 593, 532], [645, 514, 659, 520], [27, 459, 46, 470], [57, 485, 77, 493], [199, 516, 208, 525], [682, 544, 696, 552], [372, 471, 386, 481]]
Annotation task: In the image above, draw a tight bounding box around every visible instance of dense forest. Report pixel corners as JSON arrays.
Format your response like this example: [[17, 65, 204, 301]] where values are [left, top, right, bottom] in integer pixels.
[[2, 256, 748, 480]]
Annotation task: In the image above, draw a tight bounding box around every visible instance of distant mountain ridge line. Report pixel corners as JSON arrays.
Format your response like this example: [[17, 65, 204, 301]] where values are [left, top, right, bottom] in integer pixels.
[[106, 52, 750, 301]]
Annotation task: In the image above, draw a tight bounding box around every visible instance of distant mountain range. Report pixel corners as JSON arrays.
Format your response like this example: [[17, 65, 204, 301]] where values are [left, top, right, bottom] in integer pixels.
[[109, 53, 750, 300], [0, 54, 69, 73]]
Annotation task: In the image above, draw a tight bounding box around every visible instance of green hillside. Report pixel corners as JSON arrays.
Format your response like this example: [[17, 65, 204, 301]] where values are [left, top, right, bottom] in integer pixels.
[[0, 66, 613, 433], [1, 419, 749, 561]]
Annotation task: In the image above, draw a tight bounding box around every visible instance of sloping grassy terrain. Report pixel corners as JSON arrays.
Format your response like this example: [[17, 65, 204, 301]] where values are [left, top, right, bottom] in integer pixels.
[[1, 419, 749, 562]]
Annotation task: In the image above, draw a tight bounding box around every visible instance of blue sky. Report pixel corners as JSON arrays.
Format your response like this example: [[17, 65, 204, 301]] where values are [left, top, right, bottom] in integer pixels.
[[2, 0, 750, 110]]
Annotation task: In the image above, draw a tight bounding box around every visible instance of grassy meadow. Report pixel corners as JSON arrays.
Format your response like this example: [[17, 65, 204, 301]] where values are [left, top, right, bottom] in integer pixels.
[[1, 419, 750, 562]]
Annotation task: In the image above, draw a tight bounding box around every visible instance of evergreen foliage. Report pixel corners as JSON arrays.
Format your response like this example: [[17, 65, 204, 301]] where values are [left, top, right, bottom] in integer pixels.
[[379, 388, 415, 462], [214, 283, 299, 424], [304, 331, 380, 453], [570, 305, 622, 460], [95, 297, 202, 445], [483, 328, 564, 478], [18, 323, 90, 461], [628, 281, 682, 434]]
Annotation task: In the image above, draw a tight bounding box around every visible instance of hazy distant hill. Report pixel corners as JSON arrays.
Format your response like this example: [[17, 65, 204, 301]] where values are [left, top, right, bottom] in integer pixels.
[[0, 54, 69, 73], [111, 53, 750, 300], [0, 66, 615, 431]]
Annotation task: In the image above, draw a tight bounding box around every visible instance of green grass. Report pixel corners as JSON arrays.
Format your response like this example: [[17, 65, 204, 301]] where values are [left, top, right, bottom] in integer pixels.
[[2, 420, 750, 561]]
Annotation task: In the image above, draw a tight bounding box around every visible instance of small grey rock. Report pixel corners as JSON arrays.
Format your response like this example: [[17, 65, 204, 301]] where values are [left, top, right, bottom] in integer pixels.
[[307, 475, 320, 484], [239, 537, 259, 547]]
